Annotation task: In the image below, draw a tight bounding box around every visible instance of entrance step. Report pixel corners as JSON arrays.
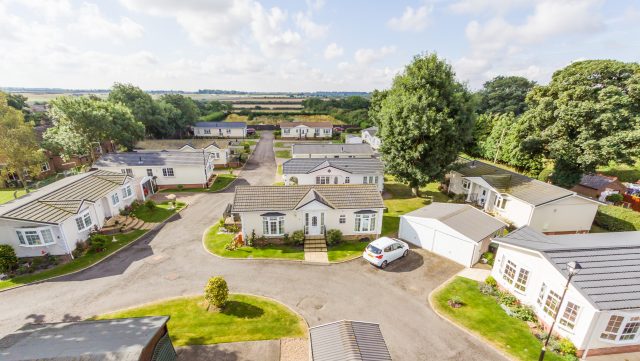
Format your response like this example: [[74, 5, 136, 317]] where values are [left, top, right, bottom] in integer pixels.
[[304, 238, 327, 253]]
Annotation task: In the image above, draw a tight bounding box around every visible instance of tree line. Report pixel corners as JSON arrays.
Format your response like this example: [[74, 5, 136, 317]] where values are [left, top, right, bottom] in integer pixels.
[[369, 54, 640, 193], [302, 96, 372, 128]]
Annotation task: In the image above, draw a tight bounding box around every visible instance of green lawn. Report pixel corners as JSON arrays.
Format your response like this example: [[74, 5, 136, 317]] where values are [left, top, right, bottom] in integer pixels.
[[274, 142, 287, 148], [0, 230, 146, 291], [327, 241, 369, 262], [597, 160, 640, 182], [277, 164, 283, 176], [595, 205, 640, 231], [132, 201, 186, 223], [0, 188, 26, 205], [95, 294, 306, 346], [275, 150, 291, 158], [160, 174, 238, 193], [382, 179, 452, 237], [433, 277, 565, 361], [204, 224, 304, 260]]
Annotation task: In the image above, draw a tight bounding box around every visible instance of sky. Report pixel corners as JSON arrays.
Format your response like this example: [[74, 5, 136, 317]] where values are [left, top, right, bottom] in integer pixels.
[[0, 0, 639, 92]]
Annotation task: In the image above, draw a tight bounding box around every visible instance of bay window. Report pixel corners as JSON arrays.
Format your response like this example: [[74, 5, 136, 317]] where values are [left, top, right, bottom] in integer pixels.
[[75, 211, 93, 231], [601, 315, 640, 342], [355, 212, 377, 233], [16, 227, 56, 246], [263, 216, 284, 236]]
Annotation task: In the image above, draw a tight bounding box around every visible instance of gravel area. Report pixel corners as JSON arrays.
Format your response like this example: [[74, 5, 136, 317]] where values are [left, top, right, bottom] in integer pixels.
[[280, 338, 308, 361]]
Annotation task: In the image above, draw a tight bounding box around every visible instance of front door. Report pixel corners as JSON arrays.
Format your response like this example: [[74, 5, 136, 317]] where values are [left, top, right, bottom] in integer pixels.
[[305, 212, 324, 235]]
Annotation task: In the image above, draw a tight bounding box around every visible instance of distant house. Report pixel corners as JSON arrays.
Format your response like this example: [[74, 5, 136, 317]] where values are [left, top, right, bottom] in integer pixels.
[[572, 174, 628, 201], [399, 203, 506, 267], [362, 126, 381, 150], [447, 159, 600, 234], [282, 158, 384, 191], [0, 170, 138, 258], [192, 121, 247, 138], [309, 320, 391, 361], [280, 121, 333, 139], [94, 144, 228, 190], [345, 134, 363, 144], [0, 316, 176, 361], [291, 143, 374, 159], [232, 185, 384, 241], [493, 227, 640, 358]]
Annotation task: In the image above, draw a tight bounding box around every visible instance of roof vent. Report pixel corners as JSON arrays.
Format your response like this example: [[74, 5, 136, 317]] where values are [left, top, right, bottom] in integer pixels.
[[138, 156, 143, 164], [470, 160, 476, 168]]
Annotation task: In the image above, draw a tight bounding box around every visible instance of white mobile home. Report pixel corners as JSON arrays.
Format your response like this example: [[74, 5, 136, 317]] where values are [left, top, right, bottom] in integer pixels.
[[282, 158, 384, 191], [448, 159, 599, 234], [291, 143, 374, 159], [192, 122, 247, 138], [232, 185, 384, 241], [280, 121, 333, 139], [493, 227, 640, 358], [0, 171, 138, 258], [361, 126, 381, 150]]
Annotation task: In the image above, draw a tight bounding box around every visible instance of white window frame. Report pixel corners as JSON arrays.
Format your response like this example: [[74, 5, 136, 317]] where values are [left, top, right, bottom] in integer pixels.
[[543, 289, 562, 318], [601, 315, 640, 343], [339, 215, 346, 224], [514, 267, 530, 292], [559, 301, 581, 331], [462, 179, 470, 190], [111, 192, 120, 205], [121, 168, 133, 177], [316, 176, 330, 185], [494, 195, 507, 210], [262, 216, 284, 236], [41, 162, 50, 172], [355, 213, 377, 233], [345, 176, 350, 184], [162, 168, 175, 177], [146, 169, 153, 177], [204, 129, 211, 134], [16, 227, 56, 247], [75, 210, 93, 232], [502, 260, 517, 284], [283, 128, 290, 134], [121, 185, 133, 199]]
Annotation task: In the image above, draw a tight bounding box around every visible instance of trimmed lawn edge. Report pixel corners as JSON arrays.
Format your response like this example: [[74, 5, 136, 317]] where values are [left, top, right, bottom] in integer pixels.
[[210, 174, 239, 193], [427, 275, 516, 361], [0, 206, 187, 293]]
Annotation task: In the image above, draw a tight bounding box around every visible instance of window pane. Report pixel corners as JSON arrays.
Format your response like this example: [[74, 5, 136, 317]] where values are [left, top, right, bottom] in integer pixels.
[[41, 229, 55, 244], [278, 217, 284, 234], [16, 231, 26, 245], [515, 268, 529, 291], [543, 290, 561, 318], [355, 215, 361, 231], [559, 302, 580, 330], [620, 317, 640, 341], [370, 214, 376, 232], [24, 230, 41, 245], [503, 260, 516, 284], [601, 315, 624, 340], [83, 213, 92, 228], [263, 218, 268, 234], [537, 283, 547, 306], [76, 217, 84, 231]]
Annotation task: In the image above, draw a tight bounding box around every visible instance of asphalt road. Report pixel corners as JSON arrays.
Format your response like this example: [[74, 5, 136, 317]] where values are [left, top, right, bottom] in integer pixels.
[[0, 132, 505, 361]]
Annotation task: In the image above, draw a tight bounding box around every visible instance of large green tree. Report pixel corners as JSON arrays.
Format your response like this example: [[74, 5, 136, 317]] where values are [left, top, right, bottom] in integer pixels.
[[477, 76, 535, 116], [373, 53, 475, 195], [160, 94, 200, 137], [522, 60, 640, 187], [0, 93, 46, 190], [108, 83, 170, 138], [44, 96, 144, 161]]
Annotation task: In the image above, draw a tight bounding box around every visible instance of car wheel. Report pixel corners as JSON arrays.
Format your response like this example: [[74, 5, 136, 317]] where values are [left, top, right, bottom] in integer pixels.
[[380, 260, 388, 269], [403, 250, 408, 258]]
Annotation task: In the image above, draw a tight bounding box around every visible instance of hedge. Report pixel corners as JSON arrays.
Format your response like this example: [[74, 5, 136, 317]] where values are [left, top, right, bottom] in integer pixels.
[[594, 205, 640, 232]]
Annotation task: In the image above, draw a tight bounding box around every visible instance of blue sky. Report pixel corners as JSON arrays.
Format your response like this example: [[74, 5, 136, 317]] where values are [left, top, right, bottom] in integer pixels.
[[0, 0, 638, 91]]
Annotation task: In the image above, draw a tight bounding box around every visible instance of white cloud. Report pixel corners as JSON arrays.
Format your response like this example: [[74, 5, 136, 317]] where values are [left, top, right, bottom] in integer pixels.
[[305, 0, 325, 11], [294, 12, 328, 38], [68, 3, 144, 41], [387, 3, 432, 32], [324, 42, 343, 60], [448, 0, 528, 14], [354, 46, 396, 65]]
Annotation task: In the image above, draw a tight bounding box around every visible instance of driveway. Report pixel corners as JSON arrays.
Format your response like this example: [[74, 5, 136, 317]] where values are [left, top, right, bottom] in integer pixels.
[[0, 132, 505, 361]]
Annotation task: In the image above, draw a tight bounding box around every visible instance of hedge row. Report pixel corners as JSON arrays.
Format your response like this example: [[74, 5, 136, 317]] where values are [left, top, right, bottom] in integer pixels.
[[594, 205, 640, 232]]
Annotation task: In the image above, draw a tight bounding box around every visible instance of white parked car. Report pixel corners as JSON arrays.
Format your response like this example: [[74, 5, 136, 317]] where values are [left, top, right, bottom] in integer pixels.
[[362, 237, 409, 269]]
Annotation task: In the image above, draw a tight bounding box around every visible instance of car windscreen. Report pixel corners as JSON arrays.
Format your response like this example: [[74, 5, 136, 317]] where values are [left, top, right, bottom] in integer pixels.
[[366, 244, 382, 254]]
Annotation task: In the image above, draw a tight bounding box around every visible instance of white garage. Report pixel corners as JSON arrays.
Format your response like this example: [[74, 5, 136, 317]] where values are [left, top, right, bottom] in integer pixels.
[[398, 203, 506, 267]]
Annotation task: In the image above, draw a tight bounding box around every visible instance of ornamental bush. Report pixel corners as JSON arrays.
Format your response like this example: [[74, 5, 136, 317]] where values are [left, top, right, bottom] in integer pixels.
[[326, 229, 343, 246], [204, 276, 229, 310], [88, 235, 109, 253], [0, 245, 18, 273], [291, 230, 305, 246], [485, 275, 497, 288], [144, 199, 156, 210], [605, 193, 623, 204]]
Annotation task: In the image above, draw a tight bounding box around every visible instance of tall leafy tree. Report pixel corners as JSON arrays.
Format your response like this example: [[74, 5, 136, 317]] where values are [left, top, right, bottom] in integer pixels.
[[108, 83, 170, 138], [521, 60, 640, 187], [44, 96, 144, 161], [0, 93, 46, 190], [373, 53, 475, 195], [477, 76, 535, 116], [160, 94, 200, 138], [6, 93, 28, 110]]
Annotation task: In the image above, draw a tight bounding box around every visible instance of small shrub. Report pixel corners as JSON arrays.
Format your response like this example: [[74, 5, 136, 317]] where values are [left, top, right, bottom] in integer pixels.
[[497, 291, 518, 307], [144, 199, 156, 210], [511, 305, 537, 322], [605, 193, 623, 204], [225, 239, 238, 251], [485, 275, 497, 288], [254, 236, 268, 247], [87, 235, 109, 253], [0, 244, 18, 273], [452, 194, 466, 203], [247, 229, 256, 247], [177, 184, 184, 191], [204, 276, 229, 310], [218, 218, 225, 227], [481, 251, 495, 265], [448, 296, 463, 308], [326, 229, 343, 246], [557, 338, 578, 356], [478, 283, 496, 296], [274, 130, 281, 136], [282, 233, 290, 244], [243, 144, 250, 152], [119, 206, 132, 217], [291, 230, 305, 246]]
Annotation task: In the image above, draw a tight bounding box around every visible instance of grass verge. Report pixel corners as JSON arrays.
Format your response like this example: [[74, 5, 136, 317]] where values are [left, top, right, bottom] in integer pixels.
[[327, 241, 369, 262], [0, 189, 26, 205], [132, 201, 186, 223], [433, 277, 565, 361], [275, 150, 291, 159], [95, 294, 306, 346], [594, 205, 640, 231], [0, 230, 147, 291], [160, 174, 238, 193], [204, 225, 304, 260]]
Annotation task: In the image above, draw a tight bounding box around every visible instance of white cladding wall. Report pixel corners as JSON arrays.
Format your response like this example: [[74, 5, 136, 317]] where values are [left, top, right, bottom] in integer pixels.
[[529, 196, 598, 233], [97, 165, 210, 187], [492, 245, 598, 350], [239, 208, 383, 239], [362, 131, 381, 150], [292, 153, 372, 159], [194, 127, 246, 138], [283, 167, 383, 191], [398, 216, 486, 267], [281, 126, 332, 138], [494, 196, 533, 228]]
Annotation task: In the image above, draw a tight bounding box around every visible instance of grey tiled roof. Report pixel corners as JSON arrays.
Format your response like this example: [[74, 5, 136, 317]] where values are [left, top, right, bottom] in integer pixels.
[[0, 316, 169, 361], [193, 121, 246, 128], [94, 151, 209, 167], [0, 170, 130, 224], [495, 226, 640, 310], [454, 158, 575, 205], [292, 143, 374, 156], [232, 185, 384, 212], [404, 203, 506, 242], [280, 121, 333, 128], [579, 174, 618, 190], [282, 158, 383, 175], [310, 320, 391, 361]]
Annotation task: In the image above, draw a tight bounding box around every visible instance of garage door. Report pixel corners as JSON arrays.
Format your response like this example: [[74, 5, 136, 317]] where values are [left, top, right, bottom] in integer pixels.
[[399, 217, 475, 267]]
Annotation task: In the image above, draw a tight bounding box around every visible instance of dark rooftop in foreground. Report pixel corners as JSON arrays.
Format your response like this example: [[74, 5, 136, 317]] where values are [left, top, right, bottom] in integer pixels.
[[310, 320, 391, 361]]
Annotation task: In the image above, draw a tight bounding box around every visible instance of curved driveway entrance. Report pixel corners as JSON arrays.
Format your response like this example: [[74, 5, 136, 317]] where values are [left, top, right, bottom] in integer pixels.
[[0, 132, 505, 361]]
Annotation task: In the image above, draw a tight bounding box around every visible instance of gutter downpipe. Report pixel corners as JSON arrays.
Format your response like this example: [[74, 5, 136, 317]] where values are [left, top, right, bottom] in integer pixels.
[[58, 223, 74, 260]]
